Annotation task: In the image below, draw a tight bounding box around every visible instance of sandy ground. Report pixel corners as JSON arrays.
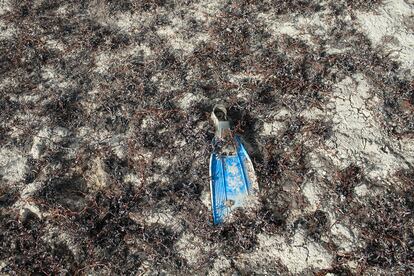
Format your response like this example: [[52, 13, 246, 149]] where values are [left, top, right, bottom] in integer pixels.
[[0, 0, 413, 275]]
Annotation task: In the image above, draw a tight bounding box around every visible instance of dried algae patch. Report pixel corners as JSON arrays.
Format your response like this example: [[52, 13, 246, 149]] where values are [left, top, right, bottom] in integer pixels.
[[237, 230, 332, 274], [356, 0, 414, 75], [0, 148, 27, 183], [1, 0, 413, 274], [325, 74, 409, 179], [175, 233, 212, 267]]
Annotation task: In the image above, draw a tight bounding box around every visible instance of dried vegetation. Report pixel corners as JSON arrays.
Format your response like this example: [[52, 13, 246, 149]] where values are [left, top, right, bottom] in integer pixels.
[[0, 0, 413, 274]]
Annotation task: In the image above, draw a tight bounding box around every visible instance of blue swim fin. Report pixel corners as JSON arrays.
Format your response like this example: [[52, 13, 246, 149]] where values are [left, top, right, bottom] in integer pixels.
[[209, 105, 259, 224]]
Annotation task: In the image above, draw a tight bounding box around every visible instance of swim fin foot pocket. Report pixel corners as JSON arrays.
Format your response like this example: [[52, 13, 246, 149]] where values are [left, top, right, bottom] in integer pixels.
[[209, 104, 260, 224]]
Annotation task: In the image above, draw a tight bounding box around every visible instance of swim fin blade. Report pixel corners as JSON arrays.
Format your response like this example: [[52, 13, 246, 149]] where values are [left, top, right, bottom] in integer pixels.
[[209, 105, 259, 224]]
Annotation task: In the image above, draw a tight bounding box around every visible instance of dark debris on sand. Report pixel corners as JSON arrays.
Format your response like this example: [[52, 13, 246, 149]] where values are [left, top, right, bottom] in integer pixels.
[[0, 0, 413, 274]]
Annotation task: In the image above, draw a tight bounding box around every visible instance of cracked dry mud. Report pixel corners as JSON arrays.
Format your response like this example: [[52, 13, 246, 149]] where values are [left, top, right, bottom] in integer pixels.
[[0, 0, 413, 275]]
